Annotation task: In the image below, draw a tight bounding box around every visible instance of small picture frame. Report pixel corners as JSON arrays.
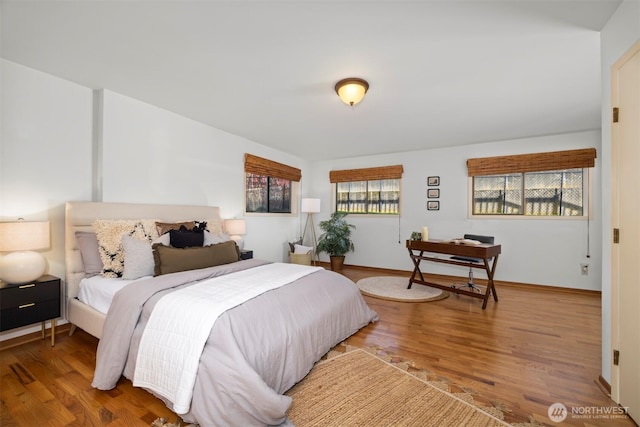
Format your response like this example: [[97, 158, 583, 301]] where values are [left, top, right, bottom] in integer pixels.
[[427, 201, 440, 211], [427, 189, 440, 199], [427, 176, 440, 186]]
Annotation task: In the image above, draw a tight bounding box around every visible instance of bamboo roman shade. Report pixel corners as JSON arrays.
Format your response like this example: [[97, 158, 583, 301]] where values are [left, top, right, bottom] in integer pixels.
[[329, 165, 404, 183], [466, 148, 597, 177], [244, 154, 301, 182]]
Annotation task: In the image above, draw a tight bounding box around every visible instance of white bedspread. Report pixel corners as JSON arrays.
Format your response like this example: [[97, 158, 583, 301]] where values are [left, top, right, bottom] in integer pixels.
[[132, 262, 322, 414]]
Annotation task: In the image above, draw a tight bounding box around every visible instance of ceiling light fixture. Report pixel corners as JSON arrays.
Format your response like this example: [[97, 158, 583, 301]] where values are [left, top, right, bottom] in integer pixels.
[[335, 78, 369, 106]]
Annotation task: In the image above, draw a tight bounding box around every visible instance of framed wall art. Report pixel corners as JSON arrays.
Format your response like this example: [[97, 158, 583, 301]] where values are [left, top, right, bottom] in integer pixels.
[[427, 189, 440, 198], [427, 176, 440, 186], [427, 201, 440, 211]]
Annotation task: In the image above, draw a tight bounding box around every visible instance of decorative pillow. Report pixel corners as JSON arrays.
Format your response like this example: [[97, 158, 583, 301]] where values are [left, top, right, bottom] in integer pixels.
[[152, 240, 240, 276], [155, 233, 171, 246], [93, 219, 159, 278], [204, 230, 231, 245], [155, 221, 196, 236], [203, 219, 224, 235], [156, 220, 223, 236], [294, 244, 313, 254], [288, 239, 303, 252], [122, 235, 155, 280], [75, 231, 103, 277], [169, 226, 204, 248]]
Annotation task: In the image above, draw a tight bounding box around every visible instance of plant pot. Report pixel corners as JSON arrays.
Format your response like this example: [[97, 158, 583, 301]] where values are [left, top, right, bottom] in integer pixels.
[[329, 256, 345, 271]]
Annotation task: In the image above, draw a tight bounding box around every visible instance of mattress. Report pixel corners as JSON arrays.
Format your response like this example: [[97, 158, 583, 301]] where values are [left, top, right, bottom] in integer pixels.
[[78, 275, 151, 314]]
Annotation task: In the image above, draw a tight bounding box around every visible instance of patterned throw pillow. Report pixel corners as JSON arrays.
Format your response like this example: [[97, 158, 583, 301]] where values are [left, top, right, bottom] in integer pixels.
[[93, 219, 159, 278]]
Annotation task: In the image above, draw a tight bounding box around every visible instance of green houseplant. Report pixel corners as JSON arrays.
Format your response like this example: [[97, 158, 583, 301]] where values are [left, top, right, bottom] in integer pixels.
[[316, 211, 355, 271]]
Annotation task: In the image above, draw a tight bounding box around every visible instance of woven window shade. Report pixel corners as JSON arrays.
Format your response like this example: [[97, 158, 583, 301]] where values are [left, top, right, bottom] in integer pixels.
[[466, 148, 596, 177], [244, 153, 301, 182], [329, 165, 404, 183]]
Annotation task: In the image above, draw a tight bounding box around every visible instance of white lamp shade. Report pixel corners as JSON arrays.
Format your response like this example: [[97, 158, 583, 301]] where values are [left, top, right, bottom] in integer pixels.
[[0, 221, 50, 252], [224, 219, 246, 235], [301, 198, 321, 213], [224, 219, 246, 251], [0, 251, 47, 284], [0, 221, 50, 283]]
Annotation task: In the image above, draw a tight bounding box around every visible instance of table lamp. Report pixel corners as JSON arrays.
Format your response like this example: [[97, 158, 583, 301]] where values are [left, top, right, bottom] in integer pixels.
[[224, 219, 246, 250], [0, 220, 50, 284], [301, 198, 321, 265]]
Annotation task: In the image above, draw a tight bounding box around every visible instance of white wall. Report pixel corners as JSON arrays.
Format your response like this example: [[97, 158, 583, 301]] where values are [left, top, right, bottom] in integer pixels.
[[99, 89, 310, 261], [311, 130, 601, 290], [0, 59, 94, 339], [600, 0, 640, 384]]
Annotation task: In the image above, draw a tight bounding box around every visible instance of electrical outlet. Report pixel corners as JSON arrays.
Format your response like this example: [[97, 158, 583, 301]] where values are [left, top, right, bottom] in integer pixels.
[[581, 263, 589, 275]]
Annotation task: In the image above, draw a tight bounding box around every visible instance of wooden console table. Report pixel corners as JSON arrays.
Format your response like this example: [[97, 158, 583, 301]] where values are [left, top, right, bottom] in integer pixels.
[[406, 239, 501, 309]]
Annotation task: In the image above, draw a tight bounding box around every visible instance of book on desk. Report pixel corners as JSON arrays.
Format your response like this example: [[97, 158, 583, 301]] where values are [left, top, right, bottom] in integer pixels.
[[439, 238, 482, 245]]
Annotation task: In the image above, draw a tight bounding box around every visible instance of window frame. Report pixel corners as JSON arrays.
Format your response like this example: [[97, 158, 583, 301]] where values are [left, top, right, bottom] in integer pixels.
[[329, 165, 404, 217], [466, 148, 595, 220], [334, 179, 402, 216], [244, 173, 295, 215], [244, 153, 300, 217], [468, 167, 592, 220]]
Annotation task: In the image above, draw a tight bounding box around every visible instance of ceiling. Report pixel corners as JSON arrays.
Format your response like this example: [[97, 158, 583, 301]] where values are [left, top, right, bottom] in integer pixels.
[[1, 0, 622, 161]]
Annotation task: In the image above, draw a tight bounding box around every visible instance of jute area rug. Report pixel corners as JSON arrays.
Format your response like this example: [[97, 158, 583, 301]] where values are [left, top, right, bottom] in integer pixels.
[[152, 345, 542, 427], [286, 348, 508, 427], [357, 276, 449, 303]]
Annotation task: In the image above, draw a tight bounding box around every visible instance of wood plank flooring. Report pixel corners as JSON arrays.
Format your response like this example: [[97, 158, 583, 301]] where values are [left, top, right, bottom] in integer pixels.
[[0, 265, 635, 426]]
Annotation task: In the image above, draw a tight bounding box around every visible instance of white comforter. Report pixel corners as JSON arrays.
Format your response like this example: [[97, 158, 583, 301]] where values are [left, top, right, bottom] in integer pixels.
[[133, 263, 322, 414]]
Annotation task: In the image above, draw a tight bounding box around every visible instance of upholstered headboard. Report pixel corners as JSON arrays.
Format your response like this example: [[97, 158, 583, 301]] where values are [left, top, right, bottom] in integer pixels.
[[64, 201, 221, 301]]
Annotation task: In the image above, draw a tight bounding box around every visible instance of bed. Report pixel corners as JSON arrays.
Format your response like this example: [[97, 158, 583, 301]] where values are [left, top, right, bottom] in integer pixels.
[[64, 201, 378, 426]]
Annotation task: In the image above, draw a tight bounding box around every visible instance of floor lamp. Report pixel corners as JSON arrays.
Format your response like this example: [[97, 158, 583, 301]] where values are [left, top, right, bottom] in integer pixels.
[[301, 198, 320, 265]]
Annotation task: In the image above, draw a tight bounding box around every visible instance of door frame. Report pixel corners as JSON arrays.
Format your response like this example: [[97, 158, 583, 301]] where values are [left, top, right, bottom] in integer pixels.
[[610, 39, 640, 413]]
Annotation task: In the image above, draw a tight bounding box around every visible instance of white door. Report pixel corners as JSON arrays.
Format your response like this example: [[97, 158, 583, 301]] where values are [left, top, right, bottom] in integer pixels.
[[611, 40, 640, 423]]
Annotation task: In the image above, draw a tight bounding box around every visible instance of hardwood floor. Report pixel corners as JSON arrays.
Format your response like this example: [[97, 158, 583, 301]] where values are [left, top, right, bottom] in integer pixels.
[[0, 265, 635, 426], [341, 266, 635, 427]]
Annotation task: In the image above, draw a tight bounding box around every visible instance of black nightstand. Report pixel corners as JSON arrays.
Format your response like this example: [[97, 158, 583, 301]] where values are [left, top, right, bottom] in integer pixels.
[[240, 249, 253, 260], [0, 274, 61, 346]]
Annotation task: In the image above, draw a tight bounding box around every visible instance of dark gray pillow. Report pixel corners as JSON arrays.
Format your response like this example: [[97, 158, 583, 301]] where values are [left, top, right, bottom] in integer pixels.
[[75, 231, 103, 277]]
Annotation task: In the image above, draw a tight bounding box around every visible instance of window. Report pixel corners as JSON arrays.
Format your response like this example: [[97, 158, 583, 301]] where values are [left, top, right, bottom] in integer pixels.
[[467, 148, 596, 217], [336, 179, 400, 214], [244, 154, 301, 214], [245, 174, 292, 213], [472, 169, 584, 216], [329, 165, 403, 215]]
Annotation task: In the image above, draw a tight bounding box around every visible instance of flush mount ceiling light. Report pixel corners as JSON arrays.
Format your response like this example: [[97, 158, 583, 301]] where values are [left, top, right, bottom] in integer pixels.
[[335, 78, 369, 106]]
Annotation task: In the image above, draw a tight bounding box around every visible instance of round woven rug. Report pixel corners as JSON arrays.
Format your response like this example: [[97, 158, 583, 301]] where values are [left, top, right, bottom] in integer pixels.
[[356, 276, 449, 303]]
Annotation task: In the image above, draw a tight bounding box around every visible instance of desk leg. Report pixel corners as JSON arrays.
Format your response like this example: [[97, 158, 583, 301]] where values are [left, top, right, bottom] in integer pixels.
[[407, 249, 425, 289], [481, 255, 500, 309], [51, 319, 56, 347], [488, 255, 499, 302]]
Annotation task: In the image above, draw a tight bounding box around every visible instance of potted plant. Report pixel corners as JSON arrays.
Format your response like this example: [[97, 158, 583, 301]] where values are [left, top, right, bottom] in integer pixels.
[[316, 211, 355, 271]]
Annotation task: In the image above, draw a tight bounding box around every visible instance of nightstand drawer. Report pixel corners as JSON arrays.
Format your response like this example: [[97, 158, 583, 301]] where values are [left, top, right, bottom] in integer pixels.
[[0, 280, 59, 309], [0, 298, 60, 331]]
